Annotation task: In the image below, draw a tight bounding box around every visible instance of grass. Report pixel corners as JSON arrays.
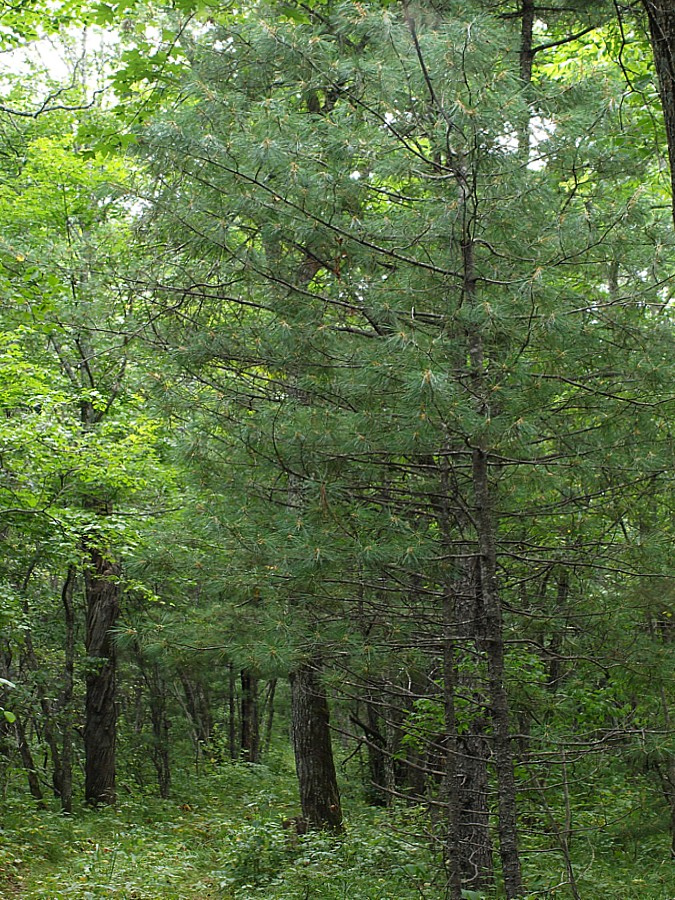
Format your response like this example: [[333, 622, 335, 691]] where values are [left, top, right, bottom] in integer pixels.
[[0, 760, 433, 899], [0, 757, 673, 899]]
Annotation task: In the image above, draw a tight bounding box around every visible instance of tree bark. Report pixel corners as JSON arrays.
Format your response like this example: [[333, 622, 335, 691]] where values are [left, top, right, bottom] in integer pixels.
[[15, 715, 45, 808], [642, 1, 675, 227], [240, 669, 260, 762], [472, 447, 522, 898], [148, 665, 171, 799], [228, 663, 237, 759], [289, 658, 343, 830], [84, 543, 120, 805], [520, 0, 536, 84], [442, 593, 465, 900], [436, 454, 495, 890], [262, 678, 277, 756], [178, 670, 213, 749], [60, 565, 76, 812], [455, 575, 494, 890]]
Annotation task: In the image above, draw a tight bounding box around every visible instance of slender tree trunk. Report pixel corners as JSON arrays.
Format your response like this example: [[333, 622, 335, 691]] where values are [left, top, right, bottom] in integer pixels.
[[148, 666, 171, 799], [15, 716, 45, 808], [365, 695, 389, 806], [262, 678, 277, 756], [240, 669, 260, 763], [60, 565, 76, 812], [15, 562, 70, 804], [442, 593, 465, 900], [459, 165, 521, 894], [178, 670, 212, 748], [455, 574, 494, 890], [436, 454, 495, 890], [519, 0, 536, 84], [228, 663, 237, 760], [19, 607, 63, 801], [472, 447, 521, 898], [289, 658, 343, 830], [84, 542, 120, 805]]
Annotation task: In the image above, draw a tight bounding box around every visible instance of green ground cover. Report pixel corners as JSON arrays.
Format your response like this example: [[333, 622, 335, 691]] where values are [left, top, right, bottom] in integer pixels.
[[0, 759, 672, 899]]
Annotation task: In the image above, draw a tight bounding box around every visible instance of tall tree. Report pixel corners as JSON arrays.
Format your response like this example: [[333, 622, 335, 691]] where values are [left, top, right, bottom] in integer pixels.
[[130, 0, 673, 890]]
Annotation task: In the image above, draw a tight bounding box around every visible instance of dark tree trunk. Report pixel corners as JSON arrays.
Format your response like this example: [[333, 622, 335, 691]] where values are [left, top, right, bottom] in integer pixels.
[[350, 695, 388, 806], [442, 594, 465, 900], [148, 665, 171, 799], [289, 658, 343, 831], [436, 456, 494, 891], [519, 0, 536, 84], [228, 663, 237, 760], [137, 647, 172, 799], [19, 608, 63, 802], [60, 565, 76, 812], [84, 544, 120, 806], [472, 447, 522, 898], [365, 696, 389, 806], [642, 1, 675, 227], [455, 576, 494, 890], [179, 670, 213, 749], [262, 678, 277, 756], [15, 716, 45, 808], [240, 669, 260, 763]]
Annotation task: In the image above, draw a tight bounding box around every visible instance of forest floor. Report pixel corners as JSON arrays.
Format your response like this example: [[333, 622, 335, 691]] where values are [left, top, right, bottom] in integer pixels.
[[0, 756, 673, 899]]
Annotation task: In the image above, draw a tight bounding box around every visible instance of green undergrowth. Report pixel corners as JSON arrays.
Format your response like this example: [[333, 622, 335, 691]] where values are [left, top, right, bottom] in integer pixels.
[[0, 761, 434, 899], [0, 760, 673, 899]]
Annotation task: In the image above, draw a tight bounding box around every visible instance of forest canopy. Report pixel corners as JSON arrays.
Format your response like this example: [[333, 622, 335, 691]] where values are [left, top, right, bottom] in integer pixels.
[[0, 1, 673, 898]]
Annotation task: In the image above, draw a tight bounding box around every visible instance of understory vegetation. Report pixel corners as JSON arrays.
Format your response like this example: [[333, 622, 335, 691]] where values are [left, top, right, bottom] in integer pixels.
[[0, 0, 674, 897], [0, 752, 673, 899]]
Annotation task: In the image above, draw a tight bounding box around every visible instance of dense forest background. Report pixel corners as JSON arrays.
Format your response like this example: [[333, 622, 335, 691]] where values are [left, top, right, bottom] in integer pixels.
[[0, 0, 673, 897]]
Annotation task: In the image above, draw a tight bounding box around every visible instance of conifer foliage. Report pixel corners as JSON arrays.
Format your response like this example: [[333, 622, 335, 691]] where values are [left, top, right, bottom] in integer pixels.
[[0, 0, 673, 896], [135, 1, 673, 894]]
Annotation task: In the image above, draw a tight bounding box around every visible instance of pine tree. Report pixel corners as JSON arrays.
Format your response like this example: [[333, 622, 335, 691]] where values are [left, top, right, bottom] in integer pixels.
[[137, 0, 674, 891]]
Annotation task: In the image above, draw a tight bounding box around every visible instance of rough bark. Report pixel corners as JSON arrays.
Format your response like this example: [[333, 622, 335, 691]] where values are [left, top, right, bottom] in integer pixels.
[[442, 594, 465, 900], [642, 0, 675, 227], [178, 670, 213, 749], [472, 447, 522, 898], [228, 663, 237, 759], [461, 168, 521, 895], [240, 669, 260, 763], [455, 576, 494, 890], [519, 0, 536, 84], [262, 678, 277, 756], [60, 565, 76, 812], [436, 455, 495, 890], [84, 543, 120, 805], [15, 716, 45, 808], [289, 658, 343, 831]]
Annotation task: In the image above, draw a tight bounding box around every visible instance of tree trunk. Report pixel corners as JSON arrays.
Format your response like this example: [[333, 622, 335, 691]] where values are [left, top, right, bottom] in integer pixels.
[[178, 670, 213, 749], [472, 447, 522, 898], [15, 716, 45, 808], [60, 565, 76, 812], [519, 0, 536, 84], [365, 695, 389, 806], [642, 1, 675, 227], [148, 666, 171, 799], [442, 594, 465, 900], [228, 663, 237, 759], [436, 456, 495, 891], [262, 678, 277, 756], [289, 658, 343, 830], [455, 575, 494, 890], [84, 543, 120, 805], [240, 669, 260, 763]]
